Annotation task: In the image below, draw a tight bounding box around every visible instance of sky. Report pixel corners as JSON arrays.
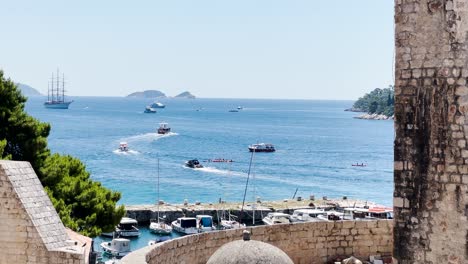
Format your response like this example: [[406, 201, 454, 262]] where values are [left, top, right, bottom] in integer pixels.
[[0, 1, 394, 100]]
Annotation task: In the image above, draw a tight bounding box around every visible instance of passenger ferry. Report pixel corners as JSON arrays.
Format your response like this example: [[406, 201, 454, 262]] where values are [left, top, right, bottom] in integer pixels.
[[157, 123, 171, 134], [248, 143, 276, 152]]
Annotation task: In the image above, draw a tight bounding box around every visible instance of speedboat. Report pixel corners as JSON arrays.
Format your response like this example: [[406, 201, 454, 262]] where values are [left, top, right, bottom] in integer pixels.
[[290, 209, 327, 222], [262, 212, 292, 225], [115, 217, 140, 237], [171, 217, 198, 235], [228, 109, 239, 112], [144, 106, 157, 113], [118, 142, 129, 152], [248, 143, 275, 152], [185, 159, 203, 168], [149, 220, 172, 235], [157, 123, 171, 134], [237, 106, 243, 110], [196, 215, 216, 232], [151, 102, 166, 108], [100, 238, 131, 258]]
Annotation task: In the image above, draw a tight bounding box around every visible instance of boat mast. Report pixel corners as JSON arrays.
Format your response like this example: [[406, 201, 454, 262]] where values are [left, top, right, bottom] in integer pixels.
[[56, 69, 60, 102], [252, 155, 257, 225], [51, 73, 54, 102], [240, 149, 255, 225], [47, 82, 50, 101], [157, 157, 160, 223], [62, 73, 65, 102]]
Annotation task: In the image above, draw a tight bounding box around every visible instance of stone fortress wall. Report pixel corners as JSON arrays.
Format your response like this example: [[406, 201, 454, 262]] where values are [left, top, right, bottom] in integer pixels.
[[0, 161, 88, 264], [394, 0, 468, 263], [143, 220, 393, 264]]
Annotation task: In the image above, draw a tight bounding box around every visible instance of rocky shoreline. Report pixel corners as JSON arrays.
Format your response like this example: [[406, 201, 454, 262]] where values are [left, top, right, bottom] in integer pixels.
[[354, 113, 393, 120]]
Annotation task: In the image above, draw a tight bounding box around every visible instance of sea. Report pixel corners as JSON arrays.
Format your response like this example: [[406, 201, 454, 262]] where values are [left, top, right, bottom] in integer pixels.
[[24, 96, 394, 253]]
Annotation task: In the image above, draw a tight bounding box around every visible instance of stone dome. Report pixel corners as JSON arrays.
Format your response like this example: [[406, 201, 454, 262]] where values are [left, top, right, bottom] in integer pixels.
[[207, 231, 293, 264]]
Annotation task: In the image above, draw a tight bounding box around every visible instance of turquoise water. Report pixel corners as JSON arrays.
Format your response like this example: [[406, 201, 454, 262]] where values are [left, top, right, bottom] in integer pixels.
[[25, 97, 393, 206]]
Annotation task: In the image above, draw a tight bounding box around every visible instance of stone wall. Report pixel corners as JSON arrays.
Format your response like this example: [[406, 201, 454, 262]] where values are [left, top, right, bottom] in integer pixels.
[[394, 0, 468, 263], [0, 161, 88, 264], [143, 220, 392, 264]]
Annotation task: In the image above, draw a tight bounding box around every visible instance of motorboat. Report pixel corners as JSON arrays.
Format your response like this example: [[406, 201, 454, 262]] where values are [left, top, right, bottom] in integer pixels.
[[237, 106, 243, 110], [290, 209, 327, 222], [196, 215, 216, 232], [343, 207, 393, 220], [317, 211, 346, 221], [100, 238, 131, 258], [171, 217, 198, 235], [144, 106, 157, 113], [157, 123, 171, 134], [262, 212, 292, 225], [228, 109, 239, 112], [185, 159, 203, 168], [248, 143, 276, 152], [115, 217, 140, 237], [219, 219, 246, 230], [151, 102, 166, 108], [118, 142, 129, 152]]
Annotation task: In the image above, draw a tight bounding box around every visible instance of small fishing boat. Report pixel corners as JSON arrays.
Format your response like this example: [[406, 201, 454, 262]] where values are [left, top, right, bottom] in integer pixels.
[[248, 143, 275, 152], [185, 159, 203, 168], [144, 106, 157, 113], [115, 217, 140, 237], [171, 217, 198, 235], [151, 102, 166, 108], [100, 238, 131, 258], [196, 215, 216, 232], [262, 213, 292, 225], [228, 109, 239, 112], [157, 123, 171, 134], [149, 158, 172, 235], [118, 142, 129, 152]]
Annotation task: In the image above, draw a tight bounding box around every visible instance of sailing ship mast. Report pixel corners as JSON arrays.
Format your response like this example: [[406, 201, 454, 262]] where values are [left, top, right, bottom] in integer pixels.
[[157, 157, 160, 223]]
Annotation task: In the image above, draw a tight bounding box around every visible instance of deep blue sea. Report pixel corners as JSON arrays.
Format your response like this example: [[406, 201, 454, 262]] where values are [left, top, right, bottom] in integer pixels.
[[25, 97, 393, 206]]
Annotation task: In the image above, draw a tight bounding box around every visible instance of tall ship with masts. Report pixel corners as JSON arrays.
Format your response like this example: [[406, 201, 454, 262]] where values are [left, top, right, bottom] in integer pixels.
[[44, 69, 73, 109]]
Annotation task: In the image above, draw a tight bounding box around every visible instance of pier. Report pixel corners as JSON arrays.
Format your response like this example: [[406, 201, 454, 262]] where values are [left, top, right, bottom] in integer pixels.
[[125, 198, 380, 224]]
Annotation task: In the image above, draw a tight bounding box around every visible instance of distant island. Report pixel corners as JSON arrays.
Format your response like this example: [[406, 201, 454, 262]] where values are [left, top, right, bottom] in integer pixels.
[[174, 91, 196, 99], [16, 83, 42, 96], [126, 90, 166, 98], [347, 85, 394, 120]]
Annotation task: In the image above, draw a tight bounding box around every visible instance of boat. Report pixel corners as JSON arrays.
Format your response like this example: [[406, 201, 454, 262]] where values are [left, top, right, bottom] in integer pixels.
[[290, 209, 327, 222], [343, 207, 393, 220], [118, 142, 129, 152], [144, 106, 157, 113], [115, 217, 140, 237], [352, 163, 367, 167], [262, 212, 292, 225], [100, 238, 131, 258], [237, 106, 243, 110], [228, 109, 239, 112], [147, 236, 171, 246], [185, 159, 203, 168], [248, 143, 276, 152], [207, 158, 233, 163], [44, 69, 73, 109], [196, 215, 216, 232], [149, 158, 172, 235], [157, 123, 171, 134], [151, 102, 166, 108], [171, 217, 198, 235]]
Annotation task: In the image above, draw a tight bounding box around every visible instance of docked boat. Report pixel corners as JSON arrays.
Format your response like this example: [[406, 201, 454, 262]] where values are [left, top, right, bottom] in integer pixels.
[[100, 238, 131, 258], [262, 212, 292, 225], [248, 143, 275, 152], [149, 158, 172, 235], [115, 217, 140, 237], [185, 159, 203, 168], [171, 217, 198, 235], [220, 219, 245, 230], [144, 106, 157, 113], [290, 209, 327, 222], [118, 142, 129, 152], [151, 102, 166, 108], [343, 207, 393, 220], [44, 69, 73, 109], [196, 215, 216, 232], [157, 123, 171, 134]]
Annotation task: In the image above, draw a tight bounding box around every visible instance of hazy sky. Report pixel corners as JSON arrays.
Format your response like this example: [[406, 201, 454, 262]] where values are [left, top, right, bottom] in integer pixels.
[[1, 1, 394, 99]]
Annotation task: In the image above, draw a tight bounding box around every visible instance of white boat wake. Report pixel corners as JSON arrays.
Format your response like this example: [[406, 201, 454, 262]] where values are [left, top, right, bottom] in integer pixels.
[[191, 166, 245, 177], [113, 149, 140, 155], [124, 132, 178, 142]]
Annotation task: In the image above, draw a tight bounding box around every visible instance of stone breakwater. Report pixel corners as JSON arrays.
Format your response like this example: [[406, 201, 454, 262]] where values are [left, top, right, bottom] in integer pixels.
[[354, 113, 394, 120], [124, 198, 380, 224]]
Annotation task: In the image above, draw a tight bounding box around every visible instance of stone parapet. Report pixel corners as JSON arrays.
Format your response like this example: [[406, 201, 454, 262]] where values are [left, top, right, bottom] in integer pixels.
[[135, 220, 393, 264]]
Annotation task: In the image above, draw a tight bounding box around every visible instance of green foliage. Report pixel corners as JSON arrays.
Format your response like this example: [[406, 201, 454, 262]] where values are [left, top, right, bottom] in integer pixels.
[[353, 85, 394, 116], [0, 70, 124, 237]]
